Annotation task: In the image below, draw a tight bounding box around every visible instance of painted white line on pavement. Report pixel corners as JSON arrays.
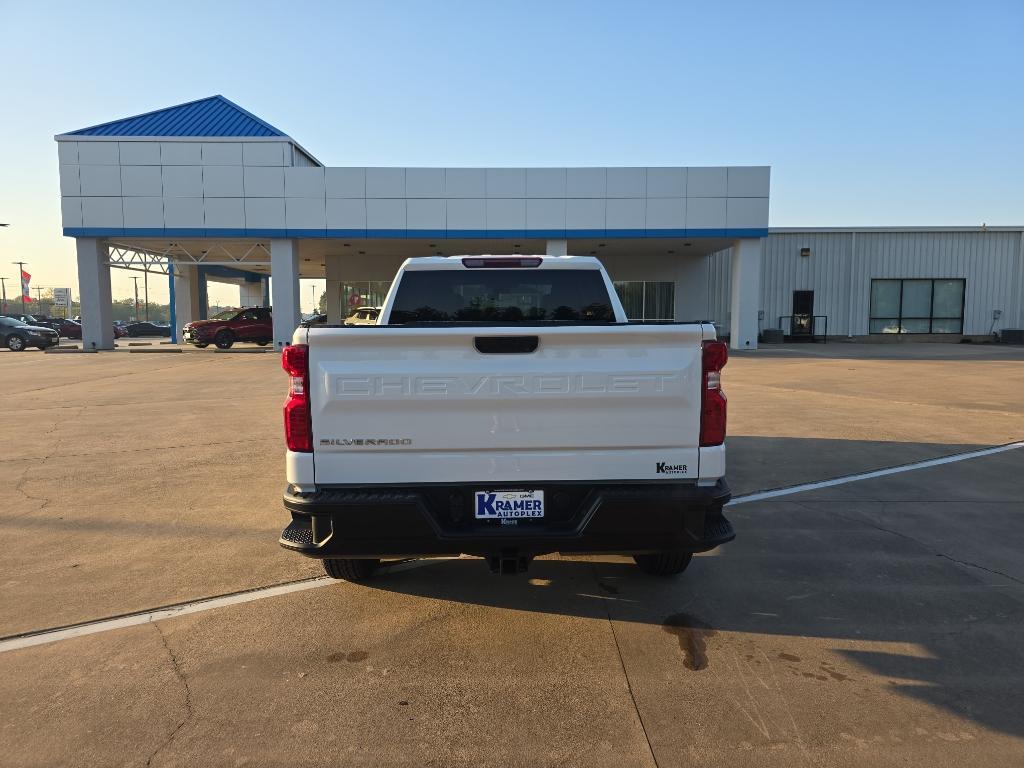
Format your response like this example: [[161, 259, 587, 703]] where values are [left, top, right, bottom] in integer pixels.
[[0, 558, 451, 655], [727, 440, 1024, 506], [4, 443, 1022, 653]]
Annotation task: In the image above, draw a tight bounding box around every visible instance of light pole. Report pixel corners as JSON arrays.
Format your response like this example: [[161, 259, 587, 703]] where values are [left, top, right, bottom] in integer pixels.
[[0, 276, 7, 314], [12, 261, 27, 313], [130, 276, 140, 322]]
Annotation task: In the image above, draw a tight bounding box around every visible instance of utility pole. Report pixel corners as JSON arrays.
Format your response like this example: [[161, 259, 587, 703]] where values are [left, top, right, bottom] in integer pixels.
[[130, 276, 140, 322], [12, 261, 27, 313], [0, 276, 7, 314]]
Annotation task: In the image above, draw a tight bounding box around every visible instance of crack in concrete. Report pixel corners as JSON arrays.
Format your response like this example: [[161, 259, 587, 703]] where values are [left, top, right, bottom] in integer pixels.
[[822, 506, 1024, 587], [146, 622, 194, 767], [589, 563, 660, 768]]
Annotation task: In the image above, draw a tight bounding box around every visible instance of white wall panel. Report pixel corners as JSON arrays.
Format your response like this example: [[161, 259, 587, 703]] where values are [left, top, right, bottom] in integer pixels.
[[202, 142, 243, 164], [526, 168, 566, 198], [727, 166, 770, 197], [326, 168, 365, 198], [406, 199, 445, 230], [405, 168, 444, 198], [446, 198, 486, 230], [726, 197, 770, 230], [118, 141, 161, 165], [646, 168, 686, 198], [79, 165, 122, 196], [687, 167, 727, 197], [285, 167, 326, 197], [285, 197, 326, 230], [204, 198, 245, 229], [121, 165, 162, 197], [566, 198, 605, 230], [59, 165, 80, 196], [160, 142, 202, 165], [203, 166, 244, 197], [566, 168, 606, 198], [57, 141, 79, 165], [606, 167, 645, 198], [366, 168, 405, 198], [244, 198, 286, 229], [77, 141, 119, 164], [81, 197, 123, 228], [486, 168, 526, 198], [326, 198, 366, 229], [526, 199, 566, 231], [161, 165, 203, 197], [486, 198, 526, 230], [445, 169, 485, 198], [606, 198, 645, 230], [366, 199, 406, 229], [122, 197, 164, 228], [645, 198, 686, 230], [242, 142, 286, 166], [162, 197, 204, 228], [686, 198, 727, 230], [243, 166, 285, 197], [61, 196, 83, 228]]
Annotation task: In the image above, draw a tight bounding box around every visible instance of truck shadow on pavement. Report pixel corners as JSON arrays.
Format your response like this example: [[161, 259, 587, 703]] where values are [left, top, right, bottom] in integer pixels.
[[358, 442, 1024, 741]]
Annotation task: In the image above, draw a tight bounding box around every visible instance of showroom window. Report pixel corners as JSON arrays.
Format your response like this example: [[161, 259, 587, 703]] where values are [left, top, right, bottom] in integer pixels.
[[614, 281, 675, 322], [869, 279, 965, 334]]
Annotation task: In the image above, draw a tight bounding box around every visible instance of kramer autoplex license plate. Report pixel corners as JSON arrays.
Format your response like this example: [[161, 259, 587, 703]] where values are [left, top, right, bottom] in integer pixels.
[[474, 490, 545, 519]]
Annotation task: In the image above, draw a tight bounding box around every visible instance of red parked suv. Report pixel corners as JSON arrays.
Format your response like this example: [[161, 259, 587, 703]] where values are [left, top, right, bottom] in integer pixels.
[[182, 307, 273, 349]]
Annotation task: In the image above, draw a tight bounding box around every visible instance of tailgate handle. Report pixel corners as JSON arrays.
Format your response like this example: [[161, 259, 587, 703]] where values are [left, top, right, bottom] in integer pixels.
[[474, 336, 539, 354]]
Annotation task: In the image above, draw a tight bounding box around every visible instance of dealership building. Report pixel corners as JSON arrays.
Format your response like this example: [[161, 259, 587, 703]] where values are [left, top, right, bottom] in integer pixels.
[[56, 96, 1024, 349]]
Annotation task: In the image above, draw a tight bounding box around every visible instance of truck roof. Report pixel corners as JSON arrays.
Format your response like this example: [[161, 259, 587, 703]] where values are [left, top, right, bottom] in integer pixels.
[[399, 255, 604, 271]]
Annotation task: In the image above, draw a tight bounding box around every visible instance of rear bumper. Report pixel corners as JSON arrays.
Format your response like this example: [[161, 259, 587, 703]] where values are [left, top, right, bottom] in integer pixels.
[[279, 479, 733, 559]]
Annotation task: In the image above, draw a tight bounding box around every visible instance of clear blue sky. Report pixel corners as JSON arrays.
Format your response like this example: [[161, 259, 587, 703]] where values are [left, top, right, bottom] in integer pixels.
[[1, 0, 1021, 305]]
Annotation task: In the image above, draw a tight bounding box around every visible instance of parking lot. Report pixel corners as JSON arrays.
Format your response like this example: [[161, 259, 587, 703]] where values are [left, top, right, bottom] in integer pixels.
[[1, 342, 1023, 767]]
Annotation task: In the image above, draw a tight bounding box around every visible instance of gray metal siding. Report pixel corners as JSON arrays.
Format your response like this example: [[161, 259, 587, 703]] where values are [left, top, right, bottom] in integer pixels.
[[703, 229, 1023, 337]]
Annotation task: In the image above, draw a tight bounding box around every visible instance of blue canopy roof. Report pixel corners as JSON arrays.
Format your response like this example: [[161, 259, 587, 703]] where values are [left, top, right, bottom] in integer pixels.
[[64, 95, 287, 138]]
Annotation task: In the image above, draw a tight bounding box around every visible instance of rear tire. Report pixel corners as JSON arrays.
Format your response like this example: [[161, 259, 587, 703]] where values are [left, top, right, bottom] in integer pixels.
[[633, 551, 693, 576], [213, 330, 234, 349], [7, 335, 26, 352], [194, 342, 209, 349], [256, 340, 269, 346], [323, 558, 380, 581]]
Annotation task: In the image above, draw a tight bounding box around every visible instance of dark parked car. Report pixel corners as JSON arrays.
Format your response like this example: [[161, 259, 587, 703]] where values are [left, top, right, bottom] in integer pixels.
[[57, 319, 126, 340], [182, 307, 273, 349], [2, 313, 62, 332], [125, 321, 172, 337], [0, 316, 59, 351]]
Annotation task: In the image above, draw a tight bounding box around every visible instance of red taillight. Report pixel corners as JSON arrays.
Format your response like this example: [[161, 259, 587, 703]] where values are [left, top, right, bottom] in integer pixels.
[[282, 344, 312, 452], [699, 340, 728, 447]]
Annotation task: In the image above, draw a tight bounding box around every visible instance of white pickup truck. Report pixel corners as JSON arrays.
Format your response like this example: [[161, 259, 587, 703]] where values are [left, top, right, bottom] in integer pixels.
[[279, 255, 733, 579]]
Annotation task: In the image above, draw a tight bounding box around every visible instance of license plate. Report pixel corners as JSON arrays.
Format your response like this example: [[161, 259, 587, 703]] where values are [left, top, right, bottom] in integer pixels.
[[474, 489, 545, 519]]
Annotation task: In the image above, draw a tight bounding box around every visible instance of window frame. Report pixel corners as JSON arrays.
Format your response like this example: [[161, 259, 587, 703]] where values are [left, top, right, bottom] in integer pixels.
[[869, 278, 965, 334]]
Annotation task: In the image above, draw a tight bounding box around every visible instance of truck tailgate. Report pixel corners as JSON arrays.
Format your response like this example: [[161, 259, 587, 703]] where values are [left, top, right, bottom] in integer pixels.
[[308, 324, 705, 484]]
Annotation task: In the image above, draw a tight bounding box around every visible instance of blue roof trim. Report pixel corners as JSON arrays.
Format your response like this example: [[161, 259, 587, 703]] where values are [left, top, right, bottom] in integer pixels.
[[63, 95, 287, 138], [66, 227, 768, 240]]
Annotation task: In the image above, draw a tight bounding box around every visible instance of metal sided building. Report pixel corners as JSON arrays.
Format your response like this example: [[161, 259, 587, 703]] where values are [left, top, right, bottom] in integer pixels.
[[54, 96, 1023, 349]]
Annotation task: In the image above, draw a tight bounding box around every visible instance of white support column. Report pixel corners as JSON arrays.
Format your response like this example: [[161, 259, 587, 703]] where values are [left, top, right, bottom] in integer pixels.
[[674, 254, 710, 322], [172, 264, 202, 342], [325, 254, 343, 325], [546, 239, 568, 257], [75, 238, 114, 350], [729, 238, 762, 350], [271, 239, 301, 349]]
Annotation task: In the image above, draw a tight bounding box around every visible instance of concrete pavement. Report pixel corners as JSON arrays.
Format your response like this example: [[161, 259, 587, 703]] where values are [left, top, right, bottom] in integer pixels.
[[1, 343, 1023, 766]]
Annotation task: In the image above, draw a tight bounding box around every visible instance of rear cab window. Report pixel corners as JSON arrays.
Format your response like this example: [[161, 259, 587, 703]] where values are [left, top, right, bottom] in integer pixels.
[[388, 269, 615, 324]]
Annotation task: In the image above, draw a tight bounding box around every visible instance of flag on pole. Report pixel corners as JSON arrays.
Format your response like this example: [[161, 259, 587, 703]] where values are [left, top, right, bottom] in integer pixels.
[[21, 270, 32, 302]]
